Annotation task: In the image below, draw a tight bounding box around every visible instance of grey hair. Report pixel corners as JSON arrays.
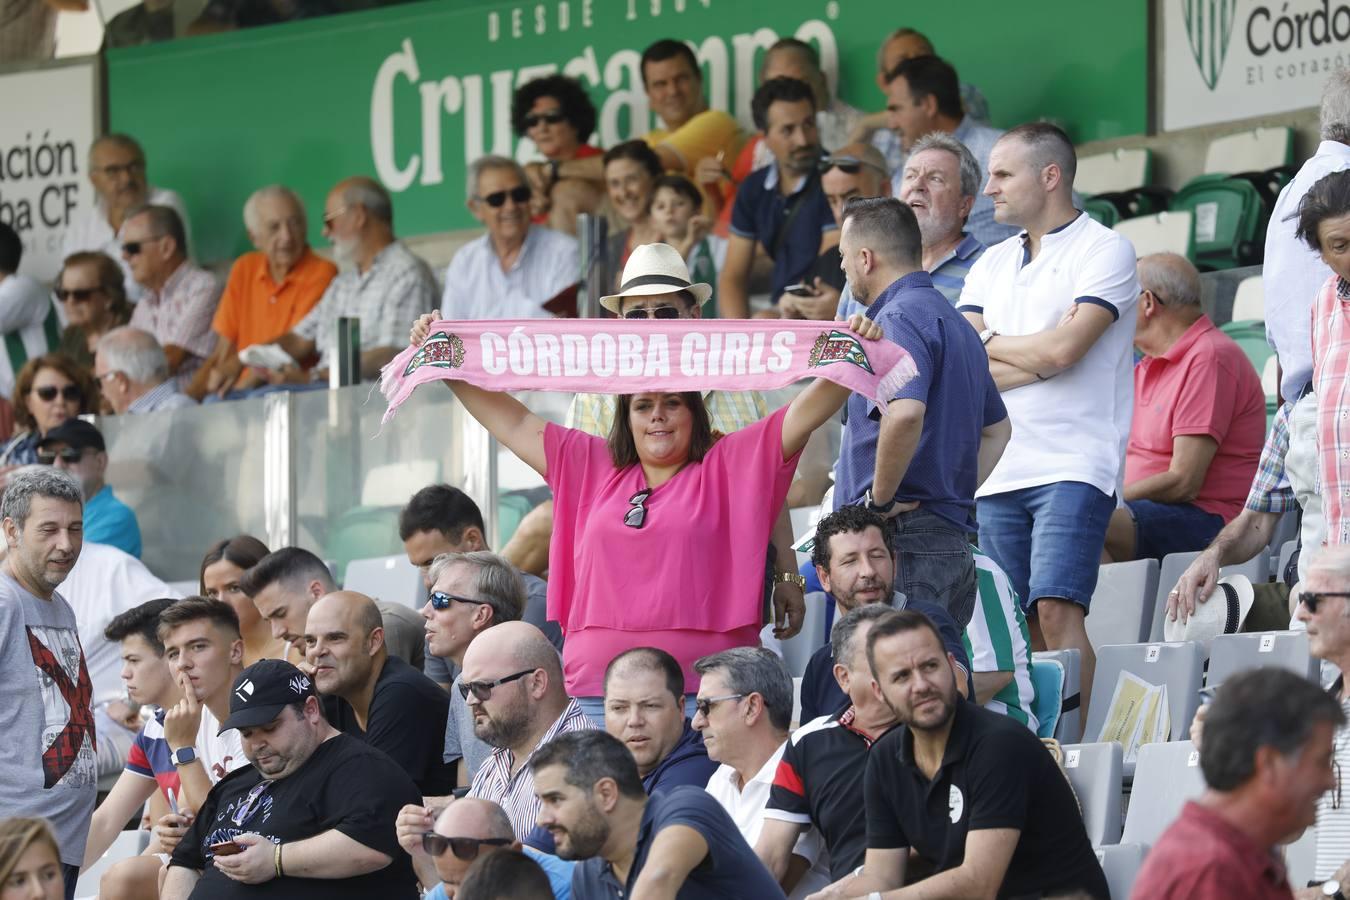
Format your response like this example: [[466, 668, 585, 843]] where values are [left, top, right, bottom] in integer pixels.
[[1137, 252, 1201, 308], [831, 603, 896, 669], [97, 326, 168, 383], [1322, 70, 1350, 144], [427, 551, 525, 625], [341, 177, 393, 227], [2, 466, 82, 530], [693, 647, 793, 732], [89, 133, 144, 166], [466, 155, 528, 203], [243, 185, 306, 235], [1308, 545, 1350, 586], [908, 131, 982, 199]]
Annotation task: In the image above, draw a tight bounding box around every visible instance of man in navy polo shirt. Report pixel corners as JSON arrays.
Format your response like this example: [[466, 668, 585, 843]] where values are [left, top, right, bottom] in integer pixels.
[[818, 609, 1107, 900], [533, 730, 784, 899], [833, 197, 1010, 629], [719, 77, 835, 318]]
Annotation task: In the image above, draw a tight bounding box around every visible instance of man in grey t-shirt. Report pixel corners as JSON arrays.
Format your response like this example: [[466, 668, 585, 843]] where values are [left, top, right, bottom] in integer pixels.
[[420, 551, 527, 789], [0, 468, 94, 899]]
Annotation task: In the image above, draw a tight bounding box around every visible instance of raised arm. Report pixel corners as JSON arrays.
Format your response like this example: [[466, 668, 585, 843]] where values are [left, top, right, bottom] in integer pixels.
[[630, 824, 709, 900], [409, 312, 549, 475], [782, 315, 885, 459]]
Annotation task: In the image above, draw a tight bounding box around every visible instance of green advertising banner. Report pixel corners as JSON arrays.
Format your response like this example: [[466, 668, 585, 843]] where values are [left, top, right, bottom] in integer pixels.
[[107, 0, 1146, 264]]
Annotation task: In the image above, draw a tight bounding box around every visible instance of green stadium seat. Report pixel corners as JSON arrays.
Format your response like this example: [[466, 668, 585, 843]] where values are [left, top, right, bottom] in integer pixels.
[[1083, 197, 1120, 228], [1168, 177, 1267, 270]]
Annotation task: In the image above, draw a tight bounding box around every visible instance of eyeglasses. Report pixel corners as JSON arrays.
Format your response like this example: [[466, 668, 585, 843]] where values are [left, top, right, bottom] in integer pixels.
[[819, 155, 888, 178], [625, 488, 652, 529], [37, 448, 84, 465], [53, 288, 100, 303], [97, 371, 122, 384], [429, 591, 480, 611], [477, 186, 532, 208], [457, 668, 538, 701], [1143, 288, 1170, 306], [322, 206, 349, 227], [623, 306, 681, 320], [694, 693, 746, 719], [33, 385, 81, 403], [421, 832, 512, 861], [1301, 591, 1350, 614], [93, 161, 144, 178], [523, 111, 567, 128], [122, 235, 163, 257]]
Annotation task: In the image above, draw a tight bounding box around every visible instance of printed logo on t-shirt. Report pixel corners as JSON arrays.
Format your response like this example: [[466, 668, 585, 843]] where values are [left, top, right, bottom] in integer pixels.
[[948, 785, 964, 824], [26, 624, 97, 789]]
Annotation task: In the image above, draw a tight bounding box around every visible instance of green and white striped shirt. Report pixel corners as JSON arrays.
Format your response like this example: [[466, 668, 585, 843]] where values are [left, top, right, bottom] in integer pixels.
[[963, 545, 1037, 731]]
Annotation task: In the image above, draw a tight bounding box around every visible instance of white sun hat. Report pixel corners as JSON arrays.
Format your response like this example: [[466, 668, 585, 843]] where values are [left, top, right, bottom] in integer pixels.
[[599, 242, 714, 314], [1163, 573, 1256, 647]]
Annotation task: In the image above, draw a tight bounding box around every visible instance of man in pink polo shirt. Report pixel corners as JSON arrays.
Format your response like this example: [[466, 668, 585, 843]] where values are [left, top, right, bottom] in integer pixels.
[[1104, 253, 1266, 562]]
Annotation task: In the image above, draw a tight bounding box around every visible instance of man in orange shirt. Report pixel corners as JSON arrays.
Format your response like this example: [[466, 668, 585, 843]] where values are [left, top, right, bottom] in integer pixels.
[[186, 185, 336, 400]]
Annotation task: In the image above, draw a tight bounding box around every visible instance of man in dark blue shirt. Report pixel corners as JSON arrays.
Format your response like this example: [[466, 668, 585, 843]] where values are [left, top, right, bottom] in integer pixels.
[[603, 647, 717, 793], [719, 76, 836, 318], [533, 731, 785, 899], [833, 197, 1011, 629]]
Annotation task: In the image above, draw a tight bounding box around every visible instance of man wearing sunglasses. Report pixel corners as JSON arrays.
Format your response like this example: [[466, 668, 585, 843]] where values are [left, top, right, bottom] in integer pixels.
[[440, 156, 579, 321], [94, 327, 197, 416], [407, 798, 574, 900], [37, 419, 141, 559], [0, 223, 63, 403]]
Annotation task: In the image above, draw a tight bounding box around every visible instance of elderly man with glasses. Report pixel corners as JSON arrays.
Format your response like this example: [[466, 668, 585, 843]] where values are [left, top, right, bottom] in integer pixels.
[[440, 156, 579, 320]]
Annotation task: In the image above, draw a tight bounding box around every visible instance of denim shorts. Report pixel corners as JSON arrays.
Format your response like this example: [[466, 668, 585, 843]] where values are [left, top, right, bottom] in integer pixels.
[[977, 481, 1115, 614], [1126, 498, 1225, 562], [889, 507, 976, 629]]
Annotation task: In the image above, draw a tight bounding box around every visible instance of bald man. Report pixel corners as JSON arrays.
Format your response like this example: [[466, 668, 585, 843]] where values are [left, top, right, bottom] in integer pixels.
[[304, 590, 454, 794], [1103, 253, 1267, 562]]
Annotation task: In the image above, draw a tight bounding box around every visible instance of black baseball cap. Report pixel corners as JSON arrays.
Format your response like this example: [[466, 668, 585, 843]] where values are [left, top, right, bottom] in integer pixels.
[[219, 659, 316, 734], [38, 419, 105, 453]]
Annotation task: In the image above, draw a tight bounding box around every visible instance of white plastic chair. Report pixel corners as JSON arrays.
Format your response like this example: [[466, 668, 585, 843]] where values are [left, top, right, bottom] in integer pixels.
[[1231, 275, 1264, 324], [343, 554, 427, 609], [1114, 211, 1194, 259], [1203, 126, 1292, 174], [1076, 148, 1151, 196]]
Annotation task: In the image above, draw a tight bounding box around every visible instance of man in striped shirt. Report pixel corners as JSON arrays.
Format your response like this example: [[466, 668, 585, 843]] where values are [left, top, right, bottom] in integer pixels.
[[963, 546, 1036, 730]]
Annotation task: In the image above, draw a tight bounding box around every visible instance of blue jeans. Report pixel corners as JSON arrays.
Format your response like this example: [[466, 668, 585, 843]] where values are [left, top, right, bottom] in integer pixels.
[[1126, 499, 1225, 561], [890, 508, 976, 629], [977, 481, 1114, 614]]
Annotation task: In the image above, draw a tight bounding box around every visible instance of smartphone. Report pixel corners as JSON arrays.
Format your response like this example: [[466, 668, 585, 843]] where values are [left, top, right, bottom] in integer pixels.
[[782, 283, 814, 296], [209, 841, 244, 857]]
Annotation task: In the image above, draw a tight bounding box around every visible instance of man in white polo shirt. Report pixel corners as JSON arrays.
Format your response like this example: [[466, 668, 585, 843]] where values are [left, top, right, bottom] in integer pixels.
[[958, 122, 1138, 733]]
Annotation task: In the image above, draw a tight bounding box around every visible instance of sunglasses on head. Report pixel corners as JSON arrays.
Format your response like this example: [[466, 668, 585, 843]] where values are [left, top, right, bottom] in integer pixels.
[[53, 288, 99, 303], [523, 111, 567, 128], [818, 155, 887, 177], [479, 186, 532, 208], [34, 385, 81, 403], [625, 488, 651, 529], [37, 448, 84, 465], [1302, 591, 1350, 614], [421, 832, 511, 861], [457, 668, 538, 702], [623, 306, 681, 320], [428, 591, 479, 611]]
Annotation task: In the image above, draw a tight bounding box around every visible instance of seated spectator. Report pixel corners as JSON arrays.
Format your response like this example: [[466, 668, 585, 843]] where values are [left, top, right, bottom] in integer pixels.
[[122, 204, 221, 387], [720, 77, 835, 318], [103, 0, 204, 47], [604, 647, 716, 792], [94, 326, 197, 414], [422, 551, 525, 787], [270, 177, 436, 382], [1133, 668, 1341, 899], [187, 185, 336, 400], [695, 648, 829, 898], [38, 418, 141, 558], [0, 223, 61, 402], [1106, 253, 1266, 562], [533, 730, 785, 898], [0, 818, 65, 900], [441, 157, 579, 319], [457, 847, 560, 900], [199, 534, 280, 665], [650, 173, 725, 316], [758, 605, 898, 887], [599, 141, 665, 295], [399, 621, 593, 849], [399, 798, 574, 900], [805, 142, 892, 321], [826, 609, 1108, 899], [514, 74, 606, 236], [897, 132, 987, 304], [63, 134, 193, 301], [237, 546, 426, 670], [54, 251, 132, 369], [162, 659, 422, 900], [304, 590, 453, 795], [0, 354, 97, 467], [861, 29, 991, 173], [639, 39, 743, 175], [883, 56, 1012, 246], [799, 506, 971, 724]]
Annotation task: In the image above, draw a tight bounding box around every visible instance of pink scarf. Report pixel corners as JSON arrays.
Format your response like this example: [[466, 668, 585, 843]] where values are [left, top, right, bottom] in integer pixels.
[[380, 319, 918, 423]]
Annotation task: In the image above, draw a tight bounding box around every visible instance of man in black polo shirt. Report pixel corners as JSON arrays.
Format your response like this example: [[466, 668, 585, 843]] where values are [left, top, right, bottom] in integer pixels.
[[719, 76, 835, 318], [816, 609, 1107, 899], [758, 605, 898, 890]]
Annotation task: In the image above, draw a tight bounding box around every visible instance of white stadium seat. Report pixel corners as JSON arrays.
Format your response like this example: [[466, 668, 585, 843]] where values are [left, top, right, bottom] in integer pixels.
[[1113, 210, 1194, 258], [1076, 148, 1151, 196], [1121, 740, 1206, 846], [1086, 642, 1204, 764], [1230, 274, 1264, 323], [1086, 559, 1159, 651], [1206, 631, 1317, 687], [1061, 741, 1124, 845], [1203, 126, 1292, 174], [1096, 842, 1149, 899], [343, 554, 427, 609]]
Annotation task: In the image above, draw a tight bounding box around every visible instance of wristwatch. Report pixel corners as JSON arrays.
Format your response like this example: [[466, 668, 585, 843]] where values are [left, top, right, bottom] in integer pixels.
[[1322, 880, 1346, 900], [979, 328, 997, 346], [774, 571, 806, 589], [170, 747, 197, 767], [864, 488, 897, 515]]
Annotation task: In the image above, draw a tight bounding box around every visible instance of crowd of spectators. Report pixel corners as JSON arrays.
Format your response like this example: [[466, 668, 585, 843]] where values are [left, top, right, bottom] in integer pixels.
[[5, 17, 1350, 900]]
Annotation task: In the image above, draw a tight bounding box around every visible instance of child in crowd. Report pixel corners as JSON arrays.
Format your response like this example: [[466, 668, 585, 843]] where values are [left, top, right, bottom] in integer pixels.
[[650, 174, 726, 318]]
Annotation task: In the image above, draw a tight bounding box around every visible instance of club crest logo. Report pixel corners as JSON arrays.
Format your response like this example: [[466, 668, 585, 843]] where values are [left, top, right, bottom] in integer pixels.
[[288, 674, 311, 695], [234, 678, 254, 704], [404, 331, 465, 377], [1182, 0, 1237, 90], [808, 329, 874, 374]]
